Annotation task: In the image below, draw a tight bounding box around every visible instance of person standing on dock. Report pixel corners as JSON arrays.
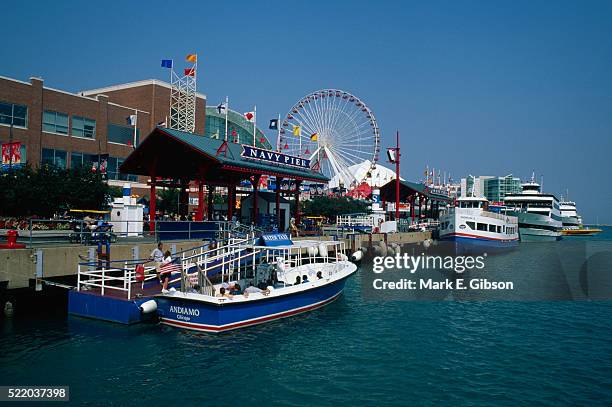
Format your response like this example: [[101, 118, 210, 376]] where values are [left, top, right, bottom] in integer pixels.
[[150, 242, 164, 277]]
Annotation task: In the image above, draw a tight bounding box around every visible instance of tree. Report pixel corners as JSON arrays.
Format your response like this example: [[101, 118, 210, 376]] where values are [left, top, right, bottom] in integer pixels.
[[0, 164, 114, 218], [157, 188, 180, 215], [301, 196, 370, 220]]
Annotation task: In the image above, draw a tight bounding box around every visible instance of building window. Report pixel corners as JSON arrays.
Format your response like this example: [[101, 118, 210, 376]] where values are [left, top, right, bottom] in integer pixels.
[[108, 123, 139, 146], [41, 148, 67, 169], [106, 156, 137, 181], [42, 110, 69, 134], [72, 116, 96, 138], [0, 101, 28, 127], [70, 151, 99, 170]]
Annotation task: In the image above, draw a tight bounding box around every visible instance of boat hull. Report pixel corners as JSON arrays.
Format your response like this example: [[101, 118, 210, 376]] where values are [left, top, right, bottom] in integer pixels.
[[507, 211, 562, 242], [156, 273, 352, 333], [518, 227, 561, 242], [562, 216, 582, 227], [439, 234, 518, 254], [561, 228, 603, 237]]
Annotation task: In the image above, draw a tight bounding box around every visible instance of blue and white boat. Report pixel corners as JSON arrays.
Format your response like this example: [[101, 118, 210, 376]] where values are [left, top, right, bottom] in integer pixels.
[[155, 234, 357, 333], [438, 196, 519, 252]]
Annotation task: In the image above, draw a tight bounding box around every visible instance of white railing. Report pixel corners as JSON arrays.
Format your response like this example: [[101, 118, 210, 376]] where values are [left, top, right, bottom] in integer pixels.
[[77, 262, 158, 299], [178, 233, 259, 293], [481, 210, 518, 223], [336, 214, 374, 227]]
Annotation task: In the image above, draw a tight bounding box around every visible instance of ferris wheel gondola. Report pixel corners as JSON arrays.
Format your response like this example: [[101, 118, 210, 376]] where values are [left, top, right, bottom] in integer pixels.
[[279, 89, 380, 188]]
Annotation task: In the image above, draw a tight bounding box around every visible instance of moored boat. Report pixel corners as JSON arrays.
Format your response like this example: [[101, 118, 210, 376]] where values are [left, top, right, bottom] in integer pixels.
[[155, 234, 357, 333], [561, 227, 603, 236], [503, 175, 562, 242], [439, 196, 519, 253]]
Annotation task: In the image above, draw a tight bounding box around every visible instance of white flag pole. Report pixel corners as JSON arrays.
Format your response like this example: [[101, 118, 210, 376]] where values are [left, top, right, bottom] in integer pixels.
[[133, 110, 138, 148], [224, 96, 229, 142], [253, 105, 257, 146], [276, 113, 281, 151]]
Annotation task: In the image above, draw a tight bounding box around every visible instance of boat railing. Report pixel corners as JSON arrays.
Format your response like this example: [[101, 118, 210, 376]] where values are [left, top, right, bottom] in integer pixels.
[[481, 211, 518, 223], [274, 241, 347, 275], [77, 261, 159, 299], [336, 214, 374, 227], [75, 234, 256, 299], [178, 233, 267, 294]]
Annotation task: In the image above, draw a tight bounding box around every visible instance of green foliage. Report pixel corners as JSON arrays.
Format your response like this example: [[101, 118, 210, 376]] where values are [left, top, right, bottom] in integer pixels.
[[301, 196, 371, 219], [0, 164, 113, 217], [157, 188, 179, 214], [108, 186, 123, 199]]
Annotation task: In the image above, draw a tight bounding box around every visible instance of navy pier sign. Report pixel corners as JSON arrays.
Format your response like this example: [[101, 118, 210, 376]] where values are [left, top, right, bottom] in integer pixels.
[[241, 145, 311, 169]]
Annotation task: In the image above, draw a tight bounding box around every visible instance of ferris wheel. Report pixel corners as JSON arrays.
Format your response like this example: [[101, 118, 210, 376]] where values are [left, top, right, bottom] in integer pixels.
[[279, 89, 380, 188]]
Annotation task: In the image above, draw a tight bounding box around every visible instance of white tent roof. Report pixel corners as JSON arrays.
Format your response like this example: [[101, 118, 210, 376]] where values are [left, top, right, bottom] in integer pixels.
[[327, 160, 403, 189]]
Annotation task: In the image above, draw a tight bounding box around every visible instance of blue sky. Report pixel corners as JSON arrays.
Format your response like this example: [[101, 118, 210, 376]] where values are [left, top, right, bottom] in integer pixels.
[[3, 0, 612, 222]]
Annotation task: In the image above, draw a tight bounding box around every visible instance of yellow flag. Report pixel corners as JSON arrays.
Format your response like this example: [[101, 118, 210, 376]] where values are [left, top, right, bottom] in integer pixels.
[[292, 125, 301, 136], [310, 133, 318, 141], [186, 54, 197, 63]]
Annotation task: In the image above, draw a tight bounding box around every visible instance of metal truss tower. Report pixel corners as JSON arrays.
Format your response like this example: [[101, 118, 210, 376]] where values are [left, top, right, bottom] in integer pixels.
[[169, 58, 197, 133]]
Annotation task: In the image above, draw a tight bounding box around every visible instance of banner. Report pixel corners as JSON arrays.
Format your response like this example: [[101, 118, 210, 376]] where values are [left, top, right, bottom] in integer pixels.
[[1, 142, 22, 169], [91, 153, 108, 180], [241, 145, 310, 169]]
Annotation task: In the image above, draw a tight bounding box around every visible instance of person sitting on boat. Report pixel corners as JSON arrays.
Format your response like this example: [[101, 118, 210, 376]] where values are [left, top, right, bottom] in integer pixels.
[[222, 282, 240, 292], [159, 250, 173, 293], [229, 283, 242, 295], [217, 287, 233, 299], [294, 275, 301, 285], [316, 271, 323, 279], [302, 275, 309, 283], [243, 282, 270, 297]]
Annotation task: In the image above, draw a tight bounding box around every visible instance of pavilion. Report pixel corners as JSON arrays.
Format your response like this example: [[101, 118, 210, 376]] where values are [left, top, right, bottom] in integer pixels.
[[120, 127, 329, 230], [379, 180, 453, 221]]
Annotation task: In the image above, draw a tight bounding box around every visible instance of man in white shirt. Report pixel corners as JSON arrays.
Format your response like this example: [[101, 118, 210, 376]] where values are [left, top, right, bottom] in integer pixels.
[[150, 242, 164, 275]]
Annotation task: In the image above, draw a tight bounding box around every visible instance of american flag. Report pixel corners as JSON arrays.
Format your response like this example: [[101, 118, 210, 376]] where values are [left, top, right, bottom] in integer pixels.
[[160, 261, 181, 276]]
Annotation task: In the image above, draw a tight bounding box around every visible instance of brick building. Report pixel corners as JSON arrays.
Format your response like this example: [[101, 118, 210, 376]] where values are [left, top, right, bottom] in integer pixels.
[[0, 75, 206, 195]]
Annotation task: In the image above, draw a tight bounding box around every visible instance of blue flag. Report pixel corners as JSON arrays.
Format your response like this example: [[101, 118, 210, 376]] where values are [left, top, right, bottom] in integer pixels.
[[161, 59, 173, 68]]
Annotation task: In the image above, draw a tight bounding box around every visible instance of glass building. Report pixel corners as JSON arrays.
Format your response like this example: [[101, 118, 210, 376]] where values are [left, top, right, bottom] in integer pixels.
[[461, 175, 522, 201], [205, 107, 272, 149], [483, 175, 522, 201]]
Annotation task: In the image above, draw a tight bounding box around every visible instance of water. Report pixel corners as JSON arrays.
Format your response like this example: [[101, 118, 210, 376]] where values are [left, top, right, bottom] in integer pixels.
[[1, 228, 612, 406]]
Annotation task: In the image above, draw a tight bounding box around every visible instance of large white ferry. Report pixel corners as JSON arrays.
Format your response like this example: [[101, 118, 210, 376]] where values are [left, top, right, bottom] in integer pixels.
[[503, 176, 563, 242], [559, 199, 583, 227], [439, 196, 519, 251]]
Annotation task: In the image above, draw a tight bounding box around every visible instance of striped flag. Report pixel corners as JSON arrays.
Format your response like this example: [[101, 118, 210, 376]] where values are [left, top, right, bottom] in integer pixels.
[[160, 261, 181, 276]]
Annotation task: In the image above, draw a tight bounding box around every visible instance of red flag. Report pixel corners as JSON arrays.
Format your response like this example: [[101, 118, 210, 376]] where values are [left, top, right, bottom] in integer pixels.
[[184, 68, 195, 76]]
